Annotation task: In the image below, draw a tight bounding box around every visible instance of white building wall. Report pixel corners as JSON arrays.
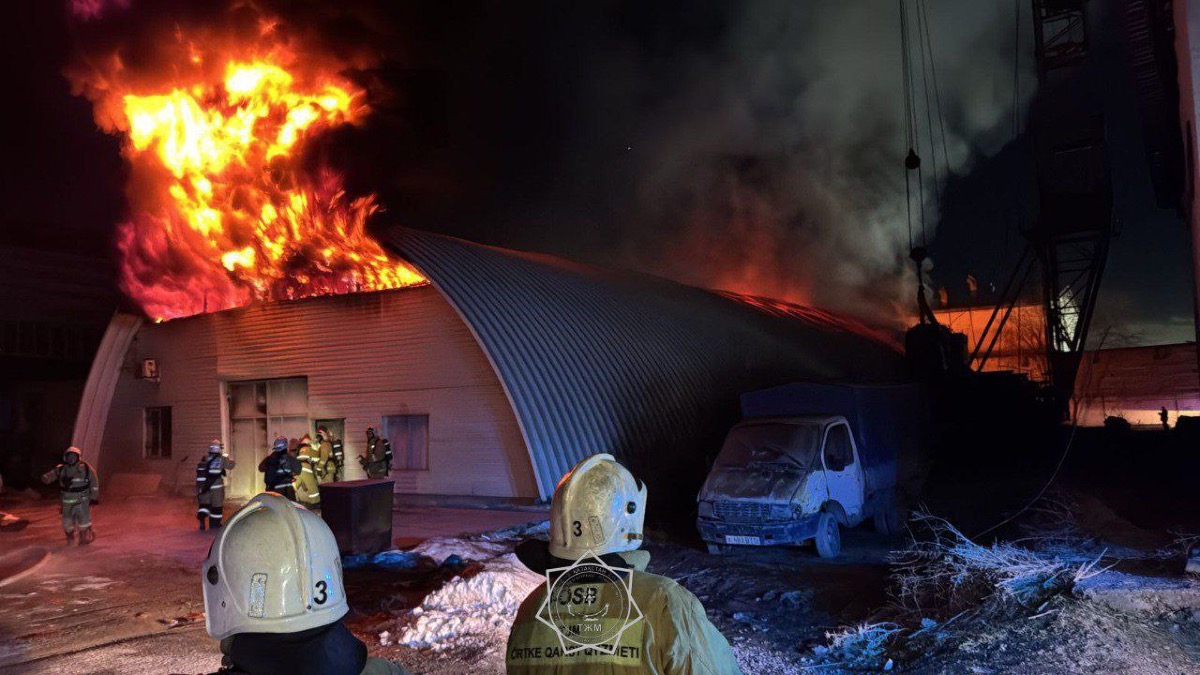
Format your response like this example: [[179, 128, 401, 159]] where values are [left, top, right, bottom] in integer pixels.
[[98, 286, 536, 499]]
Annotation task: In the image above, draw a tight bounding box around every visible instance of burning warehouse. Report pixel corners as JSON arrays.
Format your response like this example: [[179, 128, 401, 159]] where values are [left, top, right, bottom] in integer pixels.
[[13, 0, 1200, 672], [51, 1, 896, 505], [76, 226, 903, 505]]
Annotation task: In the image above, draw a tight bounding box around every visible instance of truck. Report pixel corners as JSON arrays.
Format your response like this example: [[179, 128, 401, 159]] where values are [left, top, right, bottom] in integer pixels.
[[696, 382, 927, 558]]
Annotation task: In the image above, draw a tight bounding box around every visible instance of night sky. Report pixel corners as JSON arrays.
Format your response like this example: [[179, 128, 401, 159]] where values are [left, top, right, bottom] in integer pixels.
[[2, 0, 1195, 345]]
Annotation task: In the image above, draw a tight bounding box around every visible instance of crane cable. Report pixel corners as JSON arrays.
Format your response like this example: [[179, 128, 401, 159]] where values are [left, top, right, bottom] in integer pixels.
[[899, 0, 918, 252], [901, 0, 952, 253], [920, 0, 953, 187], [916, 0, 943, 225]]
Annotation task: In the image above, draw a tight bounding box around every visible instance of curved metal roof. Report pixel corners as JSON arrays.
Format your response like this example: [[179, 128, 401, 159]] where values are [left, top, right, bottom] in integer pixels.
[[386, 227, 905, 501]]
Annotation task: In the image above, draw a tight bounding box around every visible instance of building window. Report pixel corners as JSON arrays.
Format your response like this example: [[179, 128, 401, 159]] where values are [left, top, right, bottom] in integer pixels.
[[145, 406, 173, 459], [382, 414, 429, 471]]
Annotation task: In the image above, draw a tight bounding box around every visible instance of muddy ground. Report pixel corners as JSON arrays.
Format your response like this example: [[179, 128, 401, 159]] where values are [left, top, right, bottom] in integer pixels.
[[0, 495, 899, 674], [3, 470, 1200, 674]]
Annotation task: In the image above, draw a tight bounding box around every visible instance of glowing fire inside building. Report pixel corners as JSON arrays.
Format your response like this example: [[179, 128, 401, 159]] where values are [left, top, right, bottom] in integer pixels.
[[83, 26, 425, 321], [10, 1, 1200, 673]]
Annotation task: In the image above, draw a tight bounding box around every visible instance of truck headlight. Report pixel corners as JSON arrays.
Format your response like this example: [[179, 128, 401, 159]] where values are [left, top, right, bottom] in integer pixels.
[[698, 501, 713, 518], [770, 504, 792, 520]]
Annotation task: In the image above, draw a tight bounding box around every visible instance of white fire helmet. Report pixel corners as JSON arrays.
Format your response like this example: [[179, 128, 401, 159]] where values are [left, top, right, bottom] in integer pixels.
[[202, 493, 347, 639], [548, 453, 647, 560]]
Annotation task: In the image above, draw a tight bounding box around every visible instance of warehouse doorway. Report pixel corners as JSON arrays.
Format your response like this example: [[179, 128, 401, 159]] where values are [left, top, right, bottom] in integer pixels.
[[313, 418, 345, 447], [226, 377, 309, 498]]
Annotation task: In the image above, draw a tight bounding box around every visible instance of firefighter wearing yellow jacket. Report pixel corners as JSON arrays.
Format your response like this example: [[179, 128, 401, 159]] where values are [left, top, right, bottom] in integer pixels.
[[314, 426, 337, 484], [506, 454, 741, 674], [40, 446, 100, 546], [293, 434, 321, 507]]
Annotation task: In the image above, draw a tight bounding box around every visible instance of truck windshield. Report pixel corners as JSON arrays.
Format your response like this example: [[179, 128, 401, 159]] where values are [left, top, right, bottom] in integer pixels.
[[715, 423, 822, 469]]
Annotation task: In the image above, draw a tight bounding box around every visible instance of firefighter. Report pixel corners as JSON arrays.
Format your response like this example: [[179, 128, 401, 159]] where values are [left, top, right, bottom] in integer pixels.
[[293, 434, 321, 507], [40, 447, 100, 546], [201, 493, 407, 674], [506, 454, 741, 674], [314, 426, 337, 484], [330, 431, 346, 481], [257, 436, 299, 501], [197, 439, 235, 531], [358, 427, 392, 479]]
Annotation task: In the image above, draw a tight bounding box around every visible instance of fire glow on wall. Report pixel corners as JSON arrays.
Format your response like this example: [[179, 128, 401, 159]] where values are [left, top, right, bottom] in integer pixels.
[[67, 2, 426, 321]]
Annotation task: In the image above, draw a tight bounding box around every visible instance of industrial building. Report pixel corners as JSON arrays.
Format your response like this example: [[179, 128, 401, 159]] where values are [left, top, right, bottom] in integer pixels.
[[72, 228, 904, 504], [1073, 343, 1200, 426]]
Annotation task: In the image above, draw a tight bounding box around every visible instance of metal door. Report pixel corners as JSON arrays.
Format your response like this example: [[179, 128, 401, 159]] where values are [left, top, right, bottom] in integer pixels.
[[226, 378, 309, 498], [820, 423, 865, 520], [230, 417, 268, 497]]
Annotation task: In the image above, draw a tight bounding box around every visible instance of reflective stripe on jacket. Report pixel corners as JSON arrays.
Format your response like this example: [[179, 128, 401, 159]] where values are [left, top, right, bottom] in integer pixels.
[[197, 455, 228, 493], [42, 463, 99, 500]]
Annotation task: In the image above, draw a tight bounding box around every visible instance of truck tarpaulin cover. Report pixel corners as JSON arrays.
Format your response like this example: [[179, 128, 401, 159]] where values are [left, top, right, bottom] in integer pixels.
[[739, 383, 929, 496]]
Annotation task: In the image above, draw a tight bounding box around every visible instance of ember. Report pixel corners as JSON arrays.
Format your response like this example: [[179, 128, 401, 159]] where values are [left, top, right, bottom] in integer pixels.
[[69, 7, 425, 320]]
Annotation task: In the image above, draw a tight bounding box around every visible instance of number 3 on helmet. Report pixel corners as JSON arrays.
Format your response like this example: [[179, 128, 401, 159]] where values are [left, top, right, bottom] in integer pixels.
[[202, 493, 347, 639], [549, 453, 647, 560]]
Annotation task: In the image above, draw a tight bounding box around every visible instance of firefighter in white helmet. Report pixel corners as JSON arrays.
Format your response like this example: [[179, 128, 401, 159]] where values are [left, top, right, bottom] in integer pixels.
[[197, 439, 235, 530], [506, 453, 741, 674], [40, 447, 99, 545], [201, 493, 406, 674]]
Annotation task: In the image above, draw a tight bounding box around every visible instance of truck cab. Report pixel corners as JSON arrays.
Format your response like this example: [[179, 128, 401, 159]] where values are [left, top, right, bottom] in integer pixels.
[[696, 415, 894, 558]]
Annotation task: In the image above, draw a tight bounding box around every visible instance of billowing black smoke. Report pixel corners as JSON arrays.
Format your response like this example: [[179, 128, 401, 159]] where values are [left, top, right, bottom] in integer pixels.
[[539, 1, 1035, 322], [67, 1, 1034, 324]]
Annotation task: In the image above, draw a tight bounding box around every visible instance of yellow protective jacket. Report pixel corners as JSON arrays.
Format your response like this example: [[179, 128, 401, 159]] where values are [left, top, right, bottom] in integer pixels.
[[506, 547, 741, 675], [293, 442, 321, 505], [316, 439, 336, 482]]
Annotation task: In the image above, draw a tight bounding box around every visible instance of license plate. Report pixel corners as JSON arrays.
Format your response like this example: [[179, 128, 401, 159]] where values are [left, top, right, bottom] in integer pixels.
[[725, 535, 762, 546]]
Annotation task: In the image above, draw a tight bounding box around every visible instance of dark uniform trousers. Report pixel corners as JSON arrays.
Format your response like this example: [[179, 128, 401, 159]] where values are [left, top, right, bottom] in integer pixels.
[[197, 454, 234, 528]]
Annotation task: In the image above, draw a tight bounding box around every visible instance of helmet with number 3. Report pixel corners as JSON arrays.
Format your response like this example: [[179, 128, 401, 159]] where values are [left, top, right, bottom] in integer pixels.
[[202, 493, 347, 639], [548, 453, 647, 560]]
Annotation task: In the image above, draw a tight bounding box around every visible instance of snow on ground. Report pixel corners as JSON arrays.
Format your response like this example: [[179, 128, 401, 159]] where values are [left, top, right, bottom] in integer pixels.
[[396, 552, 542, 652], [357, 521, 547, 663], [410, 537, 516, 565], [9, 488, 1198, 674]]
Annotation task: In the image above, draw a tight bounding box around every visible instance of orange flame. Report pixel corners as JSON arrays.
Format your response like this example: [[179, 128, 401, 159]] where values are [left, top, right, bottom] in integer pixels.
[[85, 30, 424, 320]]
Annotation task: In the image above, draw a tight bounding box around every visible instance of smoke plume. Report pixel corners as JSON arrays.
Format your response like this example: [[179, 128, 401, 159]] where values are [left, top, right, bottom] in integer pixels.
[[564, 0, 1035, 322], [65, 1, 1033, 324]]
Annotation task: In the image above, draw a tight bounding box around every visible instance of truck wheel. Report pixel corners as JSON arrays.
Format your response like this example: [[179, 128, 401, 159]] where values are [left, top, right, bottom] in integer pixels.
[[874, 503, 907, 536], [814, 512, 841, 559], [706, 543, 731, 556]]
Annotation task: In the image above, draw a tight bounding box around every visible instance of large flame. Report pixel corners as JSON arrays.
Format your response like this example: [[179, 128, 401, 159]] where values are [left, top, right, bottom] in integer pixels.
[[75, 18, 424, 320]]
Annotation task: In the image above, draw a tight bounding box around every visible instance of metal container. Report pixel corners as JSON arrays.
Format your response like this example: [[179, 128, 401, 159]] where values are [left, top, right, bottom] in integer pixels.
[[319, 478, 394, 555]]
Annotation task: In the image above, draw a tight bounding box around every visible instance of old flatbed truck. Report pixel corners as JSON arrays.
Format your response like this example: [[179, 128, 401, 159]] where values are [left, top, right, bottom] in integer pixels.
[[697, 383, 926, 558]]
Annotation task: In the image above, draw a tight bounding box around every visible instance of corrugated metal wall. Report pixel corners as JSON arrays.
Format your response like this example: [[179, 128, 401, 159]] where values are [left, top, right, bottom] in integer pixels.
[[386, 227, 906, 503], [99, 286, 535, 499], [1074, 343, 1200, 425]]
